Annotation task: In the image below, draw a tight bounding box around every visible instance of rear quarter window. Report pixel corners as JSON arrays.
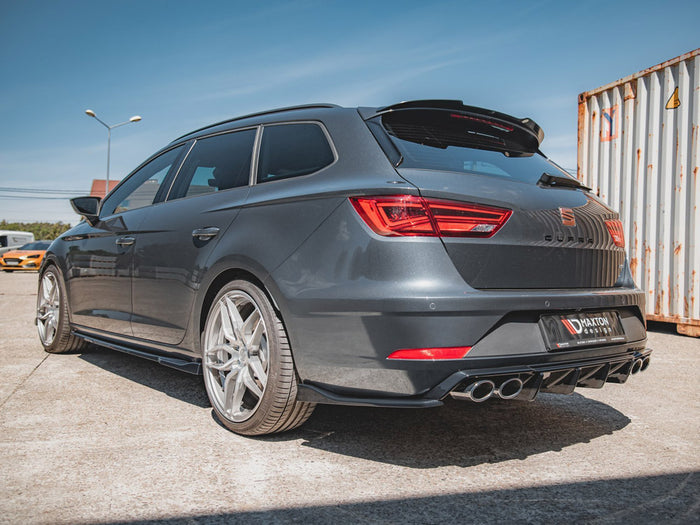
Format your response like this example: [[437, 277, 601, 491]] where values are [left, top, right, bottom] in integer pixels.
[[257, 123, 335, 183]]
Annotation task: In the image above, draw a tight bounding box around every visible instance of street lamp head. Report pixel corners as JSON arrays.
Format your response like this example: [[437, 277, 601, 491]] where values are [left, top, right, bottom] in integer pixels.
[[130, 115, 142, 122], [85, 109, 96, 118]]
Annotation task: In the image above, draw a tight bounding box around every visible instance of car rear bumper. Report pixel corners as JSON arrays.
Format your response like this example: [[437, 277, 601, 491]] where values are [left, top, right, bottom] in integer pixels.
[[297, 346, 652, 407], [275, 282, 647, 397]]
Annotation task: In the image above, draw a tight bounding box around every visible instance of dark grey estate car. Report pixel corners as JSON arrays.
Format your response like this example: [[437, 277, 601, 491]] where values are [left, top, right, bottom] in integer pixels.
[[37, 100, 651, 435]]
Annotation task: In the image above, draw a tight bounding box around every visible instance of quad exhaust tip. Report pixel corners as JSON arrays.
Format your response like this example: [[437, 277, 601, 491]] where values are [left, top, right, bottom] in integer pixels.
[[451, 377, 524, 402], [631, 358, 643, 374], [453, 379, 495, 402], [450, 354, 651, 404], [641, 356, 651, 371], [497, 377, 524, 399], [467, 379, 496, 402]]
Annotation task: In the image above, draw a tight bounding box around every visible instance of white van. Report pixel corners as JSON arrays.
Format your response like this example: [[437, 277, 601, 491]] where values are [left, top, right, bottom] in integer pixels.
[[0, 231, 35, 255]]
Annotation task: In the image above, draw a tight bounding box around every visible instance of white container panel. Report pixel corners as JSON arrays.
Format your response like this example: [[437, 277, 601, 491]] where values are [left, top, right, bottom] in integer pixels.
[[577, 49, 700, 332]]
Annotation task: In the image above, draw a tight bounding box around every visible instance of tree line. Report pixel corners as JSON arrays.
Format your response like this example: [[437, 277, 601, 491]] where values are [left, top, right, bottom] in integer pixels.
[[0, 220, 73, 240]]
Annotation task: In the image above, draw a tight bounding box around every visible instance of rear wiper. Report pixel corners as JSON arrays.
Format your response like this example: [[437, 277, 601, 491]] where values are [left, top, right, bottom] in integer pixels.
[[538, 172, 591, 191]]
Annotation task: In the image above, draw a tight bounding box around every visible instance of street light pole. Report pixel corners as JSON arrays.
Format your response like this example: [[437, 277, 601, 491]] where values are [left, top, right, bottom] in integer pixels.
[[85, 110, 142, 197]]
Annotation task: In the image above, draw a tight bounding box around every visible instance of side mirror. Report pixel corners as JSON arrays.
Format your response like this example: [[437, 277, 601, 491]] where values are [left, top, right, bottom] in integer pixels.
[[70, 196, 100, 225]]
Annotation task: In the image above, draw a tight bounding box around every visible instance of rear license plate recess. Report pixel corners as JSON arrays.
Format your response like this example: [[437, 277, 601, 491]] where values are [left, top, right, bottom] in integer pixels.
[[539, 311, 627, 350]]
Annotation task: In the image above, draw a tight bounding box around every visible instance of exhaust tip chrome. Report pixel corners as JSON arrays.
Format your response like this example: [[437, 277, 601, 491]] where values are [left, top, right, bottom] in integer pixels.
[[497, 377, 524, 399], [641, 356, 651, 371], [631, 358, 643, 374], [450, 379, 496, 402], [467, 380, 496, 402]]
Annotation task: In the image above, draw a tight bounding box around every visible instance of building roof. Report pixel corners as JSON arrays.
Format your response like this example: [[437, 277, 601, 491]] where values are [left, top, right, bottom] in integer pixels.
[[90, 179, 120, 199]]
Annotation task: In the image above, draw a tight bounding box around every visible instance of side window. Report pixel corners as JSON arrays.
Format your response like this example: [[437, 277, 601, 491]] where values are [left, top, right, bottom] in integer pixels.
[[169, 129, 256, 200], [101, 146, 184, 217], [257, 123, 334, 183]]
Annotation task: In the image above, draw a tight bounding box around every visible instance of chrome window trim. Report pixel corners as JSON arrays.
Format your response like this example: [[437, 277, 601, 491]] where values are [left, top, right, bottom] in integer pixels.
[[250, 126, 263, 187]]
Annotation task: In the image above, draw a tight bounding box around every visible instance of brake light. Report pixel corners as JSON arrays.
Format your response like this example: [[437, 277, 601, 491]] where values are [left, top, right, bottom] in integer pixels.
[[387, 346, 472, 360], [350, 196, 434, 236], [605, 219, 625, 247], [429, 200, 512, 237], [449, 113, 514, 132], [350, 196, 511, 238]]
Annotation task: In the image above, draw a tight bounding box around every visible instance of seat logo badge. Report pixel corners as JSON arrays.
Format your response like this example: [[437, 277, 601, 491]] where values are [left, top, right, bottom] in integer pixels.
[[559, 207, 576, 227]]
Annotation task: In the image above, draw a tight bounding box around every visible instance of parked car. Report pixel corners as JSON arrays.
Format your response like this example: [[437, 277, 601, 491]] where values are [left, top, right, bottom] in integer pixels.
[[1, 240, 51, 272], [0, 230, 35, 255], [38, 100, 651, 435]]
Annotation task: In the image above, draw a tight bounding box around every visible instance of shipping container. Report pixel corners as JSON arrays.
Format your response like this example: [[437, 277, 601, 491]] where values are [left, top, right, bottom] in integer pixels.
[[577, 49, 700, 336]]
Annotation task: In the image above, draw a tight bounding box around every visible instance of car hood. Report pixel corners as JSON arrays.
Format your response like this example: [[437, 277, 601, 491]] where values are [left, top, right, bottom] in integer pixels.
[[2, 250, 46, 257]]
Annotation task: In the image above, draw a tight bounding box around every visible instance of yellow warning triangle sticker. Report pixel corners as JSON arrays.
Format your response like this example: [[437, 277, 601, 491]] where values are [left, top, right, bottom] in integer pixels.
[[666, 87, 680, 109]]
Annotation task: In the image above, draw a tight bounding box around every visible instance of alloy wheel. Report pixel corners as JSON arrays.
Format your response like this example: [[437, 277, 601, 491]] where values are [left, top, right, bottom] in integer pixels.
[[202, 290, 269, 422], [37, 272, 60, 346]]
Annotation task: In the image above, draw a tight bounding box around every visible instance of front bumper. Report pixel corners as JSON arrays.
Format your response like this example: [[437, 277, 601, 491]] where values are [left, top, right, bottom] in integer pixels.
[[0, 259, 41, 270]]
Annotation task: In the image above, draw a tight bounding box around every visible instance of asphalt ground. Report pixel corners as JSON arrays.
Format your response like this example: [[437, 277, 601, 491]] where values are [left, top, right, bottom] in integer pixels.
[[0, 271, 698, 524]]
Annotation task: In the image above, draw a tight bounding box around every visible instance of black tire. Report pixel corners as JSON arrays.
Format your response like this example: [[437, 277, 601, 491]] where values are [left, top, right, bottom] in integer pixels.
[[37, 266, 89, 354], [4, 270, 14, 273], [201, 280, 315, 435]]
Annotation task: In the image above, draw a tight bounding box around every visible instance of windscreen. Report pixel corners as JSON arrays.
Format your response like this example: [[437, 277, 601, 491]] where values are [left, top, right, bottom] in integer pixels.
[[376, 110, 572, 185], [19, 241, 50, 250]]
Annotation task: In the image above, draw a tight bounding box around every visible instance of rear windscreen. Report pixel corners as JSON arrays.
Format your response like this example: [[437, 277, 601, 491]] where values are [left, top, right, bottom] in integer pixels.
[[374, 110, 572, 184]]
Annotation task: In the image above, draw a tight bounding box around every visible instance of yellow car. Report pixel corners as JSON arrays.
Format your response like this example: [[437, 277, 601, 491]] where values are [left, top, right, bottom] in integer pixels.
[[0, 241, 51, 272]]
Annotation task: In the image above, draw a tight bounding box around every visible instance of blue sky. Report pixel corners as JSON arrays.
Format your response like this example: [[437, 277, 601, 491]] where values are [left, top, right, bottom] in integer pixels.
[[1, 0, 698, 224]]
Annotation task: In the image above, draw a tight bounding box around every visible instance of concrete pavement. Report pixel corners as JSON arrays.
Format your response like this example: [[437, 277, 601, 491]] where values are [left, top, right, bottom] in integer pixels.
[[1, 271, 698, 524]]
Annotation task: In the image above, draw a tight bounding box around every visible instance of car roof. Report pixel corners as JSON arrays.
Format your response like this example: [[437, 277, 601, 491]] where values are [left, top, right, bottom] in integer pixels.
[[168, 99, 543, 149], [172, 103, 342, 143]]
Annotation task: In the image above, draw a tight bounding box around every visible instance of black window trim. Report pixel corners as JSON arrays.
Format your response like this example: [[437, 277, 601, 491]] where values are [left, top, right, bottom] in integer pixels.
[[251, 120, 338, 186]]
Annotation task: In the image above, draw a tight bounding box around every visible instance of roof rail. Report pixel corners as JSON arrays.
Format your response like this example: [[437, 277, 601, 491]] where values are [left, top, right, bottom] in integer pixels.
[[172, 103, 342, 142]]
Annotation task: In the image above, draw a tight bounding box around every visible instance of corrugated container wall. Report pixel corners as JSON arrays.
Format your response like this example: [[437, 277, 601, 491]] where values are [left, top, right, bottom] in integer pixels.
[[577, 49, 700, 336]]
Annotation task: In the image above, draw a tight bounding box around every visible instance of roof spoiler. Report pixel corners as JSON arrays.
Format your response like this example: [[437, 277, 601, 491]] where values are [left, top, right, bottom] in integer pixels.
[[366, 99, 545, 148]]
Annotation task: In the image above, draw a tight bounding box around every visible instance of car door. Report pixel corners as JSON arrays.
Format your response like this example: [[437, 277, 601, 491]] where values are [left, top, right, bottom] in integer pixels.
[[65, 145, 186, 336], [130, 128, 257, 346]]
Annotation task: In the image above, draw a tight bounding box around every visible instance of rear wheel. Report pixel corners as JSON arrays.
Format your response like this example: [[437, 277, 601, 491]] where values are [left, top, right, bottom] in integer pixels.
[[37, 266, 88, 353], [202, 280, 315, 435]]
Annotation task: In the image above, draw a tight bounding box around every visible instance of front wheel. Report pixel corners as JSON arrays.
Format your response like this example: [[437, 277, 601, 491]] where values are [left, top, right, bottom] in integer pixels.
[[201, 280, 315, 435]]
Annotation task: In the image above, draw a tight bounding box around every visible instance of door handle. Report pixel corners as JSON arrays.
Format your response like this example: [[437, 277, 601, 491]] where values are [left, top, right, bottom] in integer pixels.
[[115, 236, 135, 246], [192, 227, 220, 241]]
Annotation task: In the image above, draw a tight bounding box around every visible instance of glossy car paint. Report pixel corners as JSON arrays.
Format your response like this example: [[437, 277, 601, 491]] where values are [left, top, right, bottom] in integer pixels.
[[43, 102, 648, 403]]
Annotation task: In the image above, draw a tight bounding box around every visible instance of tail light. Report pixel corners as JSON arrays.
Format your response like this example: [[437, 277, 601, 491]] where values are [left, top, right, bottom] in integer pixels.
[[387, 346, 472, 360], [350, 195, 511, 238], [605, 219, 625, 247]]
